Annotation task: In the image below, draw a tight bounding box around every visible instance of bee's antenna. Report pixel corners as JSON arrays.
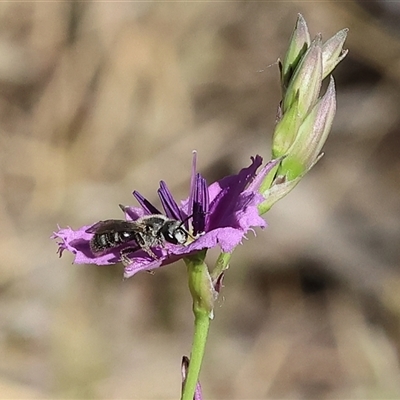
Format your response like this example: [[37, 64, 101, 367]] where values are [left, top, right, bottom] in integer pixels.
[[179, 211, 210, 228], [179, 213, 193, 227]]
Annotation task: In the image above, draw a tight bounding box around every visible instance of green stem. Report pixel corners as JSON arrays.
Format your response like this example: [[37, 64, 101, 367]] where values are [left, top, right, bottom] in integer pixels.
[[182, 251, 214, 400], [181, 307, 210, 400]]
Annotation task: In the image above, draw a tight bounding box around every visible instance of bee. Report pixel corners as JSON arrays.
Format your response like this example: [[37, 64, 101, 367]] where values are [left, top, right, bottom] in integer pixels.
[[86, 214, 190, 265]]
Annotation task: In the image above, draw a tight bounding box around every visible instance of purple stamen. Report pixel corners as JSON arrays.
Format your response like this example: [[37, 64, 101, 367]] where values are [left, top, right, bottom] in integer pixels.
[[188, 151, 198, 217], [192, 173, 208, 236], [158, 181, 182, 220], [132, 190, 162, 215]]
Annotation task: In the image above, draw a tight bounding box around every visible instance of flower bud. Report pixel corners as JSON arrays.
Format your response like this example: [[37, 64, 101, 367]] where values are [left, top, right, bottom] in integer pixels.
[[272, 95, 301, 158], [279, 76, 336, 180], [260, 16, 347, 214], [322, 28, 349, 79], [281, 13, 311, 93], [283, 35, 323, 120]]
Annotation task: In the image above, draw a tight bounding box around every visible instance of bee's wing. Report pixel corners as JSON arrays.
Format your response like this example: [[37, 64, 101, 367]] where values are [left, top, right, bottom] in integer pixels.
[[86, 219, 137, 234], [87, 219, 143, 256]]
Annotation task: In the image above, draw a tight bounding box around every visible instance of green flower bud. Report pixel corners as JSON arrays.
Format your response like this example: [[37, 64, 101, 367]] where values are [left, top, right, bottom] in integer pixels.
[[281, 13, 311, 94], [322, 28, 349, 79], [264, 16, 347, 212], [272, 94, 302, 158], [283, 35, 323, 120], [279, 76, 336, 180]]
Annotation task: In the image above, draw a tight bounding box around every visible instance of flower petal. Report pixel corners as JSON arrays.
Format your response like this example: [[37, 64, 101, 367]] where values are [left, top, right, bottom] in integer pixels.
[[123, 257, 162, 279], [207, 155, 262, 203], [52, 226, 120, 265], [206, 157, 263, 231]]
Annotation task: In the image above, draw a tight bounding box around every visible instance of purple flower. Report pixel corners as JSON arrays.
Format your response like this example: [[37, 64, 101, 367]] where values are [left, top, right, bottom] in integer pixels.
[[53, 153, 275, 279]]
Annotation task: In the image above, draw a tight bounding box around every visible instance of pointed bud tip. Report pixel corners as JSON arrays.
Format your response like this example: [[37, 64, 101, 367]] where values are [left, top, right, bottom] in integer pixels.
[[297, 13, 305, 22], [312, 33, 323, 46], [295, 13, 309, 35], [337, 27, 349, 39], [321, 76, 336, 115], [326, 75, 336, 94]]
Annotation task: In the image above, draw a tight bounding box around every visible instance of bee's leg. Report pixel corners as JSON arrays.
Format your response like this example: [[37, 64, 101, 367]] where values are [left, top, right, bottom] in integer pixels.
[[161, 244, 171, 258], [155, 242, 174, 260], [141, 246, 159, 260], [132, 232, 159, 260], [121, 246, 159, 263], [120, 246, 139, 266]]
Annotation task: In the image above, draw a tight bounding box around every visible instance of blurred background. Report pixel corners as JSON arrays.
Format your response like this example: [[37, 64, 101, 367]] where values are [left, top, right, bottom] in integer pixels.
[[1, 1, 400, 399]]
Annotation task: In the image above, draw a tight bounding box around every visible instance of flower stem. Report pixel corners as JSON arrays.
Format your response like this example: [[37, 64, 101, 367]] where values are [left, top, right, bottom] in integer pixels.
[[182, 251, 214, 400], [181, 307, 210, 400]]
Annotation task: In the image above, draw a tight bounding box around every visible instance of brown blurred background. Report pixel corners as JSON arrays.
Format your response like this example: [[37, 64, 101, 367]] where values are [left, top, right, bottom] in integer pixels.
[[1, 1, 400, 399]]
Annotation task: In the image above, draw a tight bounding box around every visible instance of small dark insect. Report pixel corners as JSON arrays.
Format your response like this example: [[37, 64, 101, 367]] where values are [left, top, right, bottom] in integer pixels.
[[86, 214, 190, 265]]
